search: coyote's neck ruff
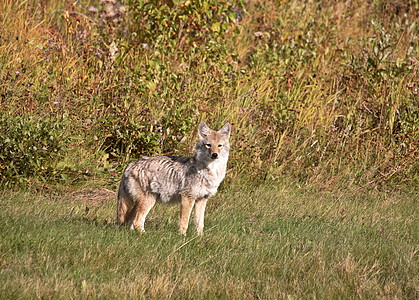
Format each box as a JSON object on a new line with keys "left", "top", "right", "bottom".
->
{"left": 117, "top": 121, "right": 231, "bottom": 235}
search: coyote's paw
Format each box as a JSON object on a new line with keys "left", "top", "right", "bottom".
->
{"left": 131, "top": 224, "right": 145, "bottom": 233}
{"left": 178, "top": 227, "right": 187, "bottom": 236}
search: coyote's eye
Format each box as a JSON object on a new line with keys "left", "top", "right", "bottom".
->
{"left": 205, "top": 143, "right": 211, "bottom": 148}
{"left": 218, "top": 144, "right": 223, "bottom": 149}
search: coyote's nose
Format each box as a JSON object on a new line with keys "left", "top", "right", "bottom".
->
{"left": 211, "top": 153, "right": 218, "bottom": 159}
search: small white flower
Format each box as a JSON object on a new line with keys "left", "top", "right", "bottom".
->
{"left": 88, "top": 6, "right": 98, "bottom": 14}
{"left": 109, "top": 41, "right": 118, "bottom": 61}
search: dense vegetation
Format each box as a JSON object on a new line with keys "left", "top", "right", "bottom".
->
{"left": 1, "top": 0, "right": 417, "bottom": 190}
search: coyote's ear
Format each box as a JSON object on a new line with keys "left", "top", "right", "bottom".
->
{"left": 198, "top": 121, "right": 211, "bottom": 138}
{"left": 219, "top": 123, "right": 231, "bottom": 138}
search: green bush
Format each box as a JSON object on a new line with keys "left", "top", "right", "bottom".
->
{"left": 0, "top": 113, "right": 70, "bottom": 185}
{"left": 98, "top": 95, "right": 197, "bottom": 162}
{"left": 99, "top": 104, "right": 161, "bottom": 162}
{"left": 127, "top": 0, "right": 240, "bottom": 50}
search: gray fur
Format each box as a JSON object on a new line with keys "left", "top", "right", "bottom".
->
{"left": 117, "top": 121, "right": 231, "bottom": 235}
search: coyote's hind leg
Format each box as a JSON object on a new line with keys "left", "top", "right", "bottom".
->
{"left": 131, "top": 193, "right": 156, "bottom": 232}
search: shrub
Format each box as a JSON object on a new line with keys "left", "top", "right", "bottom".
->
{"left": 127, "top": 0, "right": 240, "bottom": 50}
{"left": 0, "top": 113, "right": 70, "bottom": 185}
{"left": 99, "top": 104, "right": 161, "bottom": 162}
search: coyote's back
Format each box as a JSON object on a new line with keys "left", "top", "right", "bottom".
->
{"left": 117, "top": 121, "right": 231, "bottom": 235}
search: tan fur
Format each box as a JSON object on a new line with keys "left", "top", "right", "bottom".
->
{"left": 117, "top": 121, "right": 231, "bottom": 235}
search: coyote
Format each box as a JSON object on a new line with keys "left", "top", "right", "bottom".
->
{"left": 117, "top": 121, "right": 231, "bottom": 235}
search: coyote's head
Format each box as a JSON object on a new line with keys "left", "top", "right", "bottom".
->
{"left": 196, "top": 121, "right": 231, "bottom": 162}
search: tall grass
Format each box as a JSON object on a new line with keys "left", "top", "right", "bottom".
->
{"left": 0, "top": 0, "right": 417, "bottom": 189}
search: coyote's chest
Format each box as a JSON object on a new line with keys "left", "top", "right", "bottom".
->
{"left": 190, "top": 158, "right": 227, "bottom": 198}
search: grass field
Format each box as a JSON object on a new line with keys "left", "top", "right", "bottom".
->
{"left": 0, "top": 185, "right": 417, "bottom": 298}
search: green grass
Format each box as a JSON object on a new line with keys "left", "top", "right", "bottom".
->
{"left": 1, "top": 186, "right": 417, "bottom": 298}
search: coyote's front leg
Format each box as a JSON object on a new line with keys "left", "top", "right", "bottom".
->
{"left": 179, "top": 195, "right": 195, "bottom": 235}
{"left": 194, "top": 198, "right": 208, "bottom": 235}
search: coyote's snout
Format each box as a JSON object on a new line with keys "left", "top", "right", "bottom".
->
{"left": 117, "top": 121, "right": 231, "bottom": 235}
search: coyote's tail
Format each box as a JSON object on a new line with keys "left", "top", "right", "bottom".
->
{"left": 116, "top": 181, "right": 135, "bottom": 225}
